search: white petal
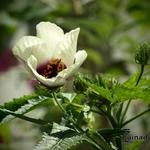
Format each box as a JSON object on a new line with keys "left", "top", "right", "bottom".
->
{"left": 27, "top": 55, "right": 66, "bottom": 87}
{"left": 12, "top": 36, "right": 49, "bottom": 64}
{"left": 58, "top": 50, "right": 87, "bottom": 79}
{"left": 36, "top": 22, "right": 64, "bottom": 58}
{"left": 74, "top": 50, "right": 87, "bottom": 66}
{"left": 55, "top": 28, "right": 80, "bottom": 66}
{"left": 58, "top": 64, "right": 78, "bottom": 79}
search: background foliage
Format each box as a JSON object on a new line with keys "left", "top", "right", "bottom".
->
{"left": 0, "top": 0, "right": 150, "bottom": 150}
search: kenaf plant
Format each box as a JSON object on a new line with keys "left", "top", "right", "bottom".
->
{"left": 0, "top": 22, "right": 150, "bottom": 150}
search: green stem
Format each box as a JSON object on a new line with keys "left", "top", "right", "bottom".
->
{"left": 106, "top": 105, "right": 117, "bottom": 128}
{"left": 116, "top": 103, "right": 124, "bottom": 123}
{"left": 14, "top": 115, "right": 48, "bottom": 125}
{"left": 52, "top": 93, "right": 102, "bottom": 149}
{"left": 120, "top": 64, "right": 145, "bottom": 124}
{"left": 136, "top": 65, "right": 144, "bottom": 86}
{"left": 122, "top": 107, "right": 150, "bottom": 127}
{"left": 120, "top": 100, "right": 131, "bottom": 125}
{"left": 52, "top": 92, "right": 66, "bottom": 113}
{"left": 91, "top": 108, "right": 106, "bottom": 116}
{"left": 106, "top": 113, "right": 117, "bottom": 128}
{"left": 116, "top": 65, "right": 145, "bottom": 149}
{"left": 0, "top": 108, "right": 47, "bottom": 125}
{"left": 91, "top": 108, "right": 117, "bottom": 128}
{"left": 115, "top": 137, "right": 122, "bottom": 150}
{"left": 87, "top": 135, "right": 104, "bottom": 150}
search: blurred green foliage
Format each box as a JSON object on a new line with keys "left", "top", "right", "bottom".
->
{"left": 1, "top": 0, "right": 150, "bottom": 74}
{"left": 0, "top": 0, "right": 150, "bottom": 149}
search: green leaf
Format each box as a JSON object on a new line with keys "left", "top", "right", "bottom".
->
{"left": 137, "top": 77, "right": 150, "bottom": 88}
{"left": 89, "top": 130, "right": 115, "bottom": 150}
{"left": 35, "top": 123, "right": 88, "bottom": 150}
{"left": 76, "top": 74, "right": 113, "bottom": 101}
{"left": 112, "top": 85, "right": 150, "bottom": 102}
{"left": 0, "top": 108, "right": 47, "bottom": 125}
{"left": 35, "top": 132, "right": 88, "bottom": 150}
{"left": 85, "top": 81, "right": 113, "bottom": 101}
{"left": 123, "top": 69, "right": 141, "bottom": 88}
{"left": 125, "top": 140, "right": 144, "bottom": 150}
{"left": 0, "top": 95, "right": 50, "bottom": 123}
{"left": 0, "top": 95, "right": 36, "bottom": 122}
{"left": 35, "top": 84, "right": 52, "bottom": 97}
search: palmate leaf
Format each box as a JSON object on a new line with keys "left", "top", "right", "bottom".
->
{"left": 35, "top": 123, "right": 89, "bottom": 150}
{"left": 0, "top": 95, "right": 50, "bottom": 123}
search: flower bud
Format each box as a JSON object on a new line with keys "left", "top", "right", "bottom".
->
{"left": 73, "top": 74, "right": 88, "bottom": 93}
{"left": 135, "top": 43, "right": 150, "bottom": 65}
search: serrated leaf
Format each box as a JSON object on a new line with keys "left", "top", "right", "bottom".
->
{"left": 35, "top": 132, "right": 88, "bottom": 150}
{"left": 0, "top": 95, "right": 50, "bottom": 123}
{"left": 77, "top": 75, "right": 113, "bottom": 101}
{"left": 1, "top": 95, "right": 37, "bottom": 111}
{"left": 51, "top": 123, "right": 71, "bottom": 134}
{"left": 35, "top": 123, "right": 88, "bottom": 150}
{"left": 123, "top": 69, "right": 141, "bottom": 88}
{"left": 58, "top": 93, "right": 77, "bottom": 103}
{"left": 86, "top": 82, "right": 113, "bottom": 101}
{"left": 112, "top": 85, "right": 150, "bottom": 102}
{"left": 0, "top": 95, "right": 37, "bottom": 122}
{"left": 137, "top": 78, "right": 150, "bottom": 88}
{"left": 0, "top": 108, "right": 47, "bottom": 125}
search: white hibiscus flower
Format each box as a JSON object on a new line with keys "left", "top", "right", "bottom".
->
{"left": 12, "top": 22, "right": 87, "bottom": 87}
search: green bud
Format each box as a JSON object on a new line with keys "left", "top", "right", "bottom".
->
{"left": 73, "top": 74, "right": 89, "bottom": 93}
{"left": 135, "top": 43, "right": 150, "bottom": 65}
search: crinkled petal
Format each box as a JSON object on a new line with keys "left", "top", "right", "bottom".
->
{"left": 27, "top": 55, "right": 66, "bottom": 87}
{"left": 55, "top": 28, "right": 80, "bottom": 66}
{"left": 36, "top": 22, "right": 64, "bottom": 59}
{"left": 12, "top": 36, "right": 49, "bottom": 64}
{"left": 58, "top": 50, "right": 87, "bottom": 79}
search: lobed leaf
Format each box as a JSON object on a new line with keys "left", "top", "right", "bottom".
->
{"left": 35, "top": 123, "right": 89, "bottom": 150}
{"left": 0, "top": 95, "right": 50, "bottom": 123}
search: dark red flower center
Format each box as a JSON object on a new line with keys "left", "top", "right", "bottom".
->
{"left": 37, "top": 59, "right": 67, "bottom": 78}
